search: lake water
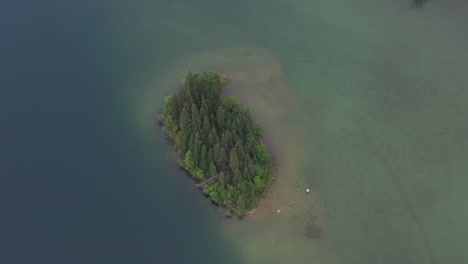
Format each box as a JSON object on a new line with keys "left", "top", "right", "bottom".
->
{"left": 1, "top": 0, "right": 467, "bottom": 263}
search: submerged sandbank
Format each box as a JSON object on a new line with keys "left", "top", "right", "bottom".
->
{"left": 140, "top": 46, "right": 337, "bottom": 263}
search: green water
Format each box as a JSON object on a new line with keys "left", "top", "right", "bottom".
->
{"left": 105, "top": 0, "right": 468, "bottom": 263}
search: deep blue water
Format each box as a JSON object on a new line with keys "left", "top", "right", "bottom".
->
{"left": 0, "top": 1, "right": 240, "bottom": 263}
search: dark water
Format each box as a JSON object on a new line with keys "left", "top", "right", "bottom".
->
{"left": 0, "top": 1, "right": 240, "bottom": 263}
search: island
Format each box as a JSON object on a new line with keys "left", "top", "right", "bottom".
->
{"left": 159, "top": 71, "right": 275, "bottom": 217}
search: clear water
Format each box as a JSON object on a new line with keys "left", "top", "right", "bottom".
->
{"left": 1, "top": 0, "right": 467, "bottom": 263}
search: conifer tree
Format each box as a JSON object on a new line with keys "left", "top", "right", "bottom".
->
{"left": 213, "top": 143, "right": 227, "bottom": 168}
{"left": 202, "top": 115, "right": 211, "bottom": 143}
{"left": 208, "top": 147, "right": 214, "bottom": 169}
{"left": 243, "top": 167, "right": 251, "bottom": 180}
{"left": 160, "top": 71, "right": 275, "bottom": 215}
{"left": 200, "top": 97, "right": 208, "bottom": 119}
{"left": 216, "top": 106, "right": 226, "bottom": 130}
{"left": 200, "top": 144, "right": 208, "bottom": 174}
{"left": 233, "top": 168, "right": 242, "bottom": 186}
{"left": 229, "top": 149, "right": 240, "bottom": 172}
{"left": 193, "top": 133, "right": 201, "bottom": 167}
{"left": 219, "top": 172, "right": 226, "bottom": 187}
{"left": 208, "top": 127, "right": 217, "bottom": 147}
{"left": 179, "top": 107, "right": 190, "bottom": 136}
{"left": 236, "top": 195, "right": 245, "bottom": 214}
{"left": 208, "top": 162, "right": 216, "bottom": 177}
{"left": 188, "top": 134, "right": 195, "bottom": 154}
{"left": 191, "top": 103, "right": 200, "bottom": 132}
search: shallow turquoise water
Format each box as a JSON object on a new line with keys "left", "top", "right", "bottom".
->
{"left": 110, "top": 0, "right": 468, "bottom": 263}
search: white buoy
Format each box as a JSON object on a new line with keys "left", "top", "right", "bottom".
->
{"left": 276, "top": 209, "right": 281, "bottom": 213}
{"left": 306, "top": 188, "right": 310, "bottom": 193}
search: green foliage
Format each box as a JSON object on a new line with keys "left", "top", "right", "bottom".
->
{"left": 159, "top": 71, "right": 275, "bottom": 215}
{"left": 253, "top": 176, "right": 265, "bottom": 193}
{"left": 229, "top": 149, "right": 240, "bottom": 172}
{"left": 209, "top": 162, "right": 216, "bottom": 177}
{"left": 236, "top": 196, "right": 246, "bottom": 215}
{"left": 182, "top": 150, "right": 196, "bottom": 171}
{"left": 255, "top": 145, "right": 271, "bottom": 164}
{"left": 225, "top": 210, "right": 232, "bottom": 218}
{"left": 182, "top": 150, "right": 204, "bottom": 180}
{"left": 219, "top": 172, "right": 227, "bottom": 187}
{"left": 199, "top": 144, "right": 208, "bottom": 174}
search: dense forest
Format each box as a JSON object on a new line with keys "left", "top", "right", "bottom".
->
{"left": 159, "top": 72, "right": 274, "bottom": 216}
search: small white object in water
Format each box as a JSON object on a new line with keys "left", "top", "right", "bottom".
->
{"left": 306, "top": 188, "right": 310, "bottom": 193}
{"left": 276, "top": 209, "right": 281, "bottom": 213}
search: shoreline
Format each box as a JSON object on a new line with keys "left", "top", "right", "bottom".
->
{"left": 210, "top": 49, "right": 337, "bottom": 263}
{"left": 220, "top": 62, "right": 310, "bottom": 220}
{"left": 142, "top": 46, "right": 337, "bottom": 263}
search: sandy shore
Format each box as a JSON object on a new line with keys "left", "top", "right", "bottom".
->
{"left": 142, "top": 46, "right": 337, "bottom": 263}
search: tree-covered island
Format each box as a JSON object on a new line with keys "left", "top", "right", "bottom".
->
{"left": 159, "top": 71, "right": 275, "bottom": 217}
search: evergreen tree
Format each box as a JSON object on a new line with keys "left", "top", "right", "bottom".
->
{"left": 219, "top": 172, "right": 227, "bottom": 187}
{"left": 208, "top": 147, "right": 214, "bottom": 170}
{"left": 224, "top": 130, "right": 233, "bottom": 150}
{"left": 208, "top": 162, "right": 216, "bottom": 177}
{"left": 247, "top": 160, "right": 255, "bottom": 179}
{"left": 191, "top": 103, "right": 200, "bottom": 132}
{"left": 183, "top": 150, "right": 196, "bottom": 172}
{"left": 159, "top": 71, "right": 275, "bottom": 215}
{"left": 236, "top": 196, "right": 245, "bottom": 215}
{"left": 200, "top": 144, "right": 208, "bottom": 174}
{"left": 188, "top": 134, "right": 195, "bottom": 153}
{"left": 214, "top": 143, "right": 227, "bottom": 168}
{"left": 179, "top": 108, "right": 192, "bottom": 135}
{"left": 179, "top": 107, "right": 191, "bottom": 150}
{"left": 193, "top": 133, "right": 201, "bottom": 167}
{"left": 229, "top": 149, "right": 240, "bottom": 172}
{"left": 216, "top": 106, "right": 226, "bottom": 130}
{"left": 255, "top": 144, "right": 270, "bottom": 164}
{"left": 200, "top": 97, "right": 209, "bottom": 119}
{"left": 243, "top": 167, "right": 251, "bottom": 180}
{"left": 201, "top": 115, "right": 211, "bottom": 143}
{"left": 208, "top": 127, "right": 217, "bottom": 147}
{"left": 233, "top": 168, "right": 242, "bottom": 186}
{"left": 210, "top": 113, "right": 217, "bottom": 127}
{"left": 254, "top": 176, "right": 265, "bottom": 193}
